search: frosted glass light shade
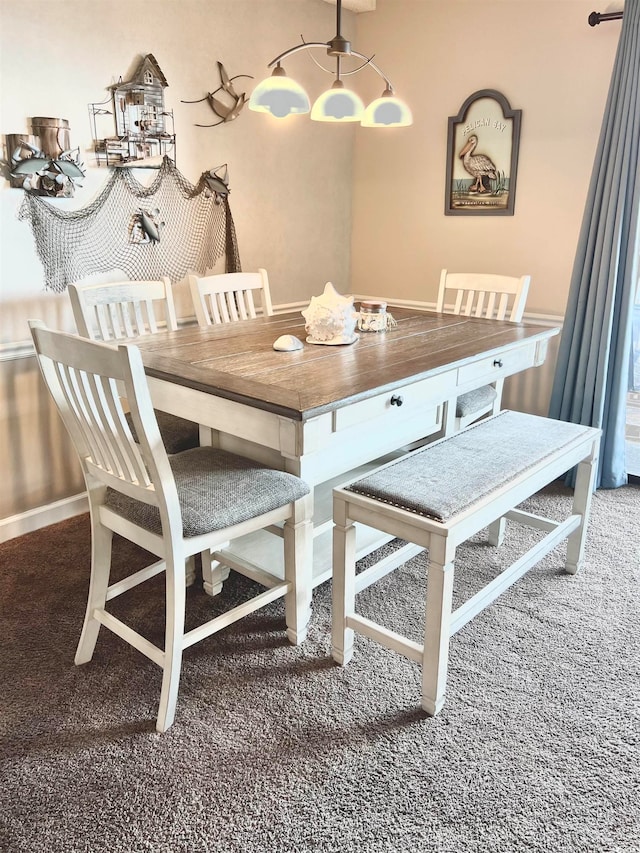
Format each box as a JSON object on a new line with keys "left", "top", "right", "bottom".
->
{"left": 361, "top": 93, "right": 413, "bottom": 128}
{"left": 310, "top": 84, "right": 365, "bottom": 122}
{"left": 248, "top": 71, "right": 310, "bottom": 119}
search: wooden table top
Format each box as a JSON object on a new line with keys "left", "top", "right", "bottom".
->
{"left": 135, "top": 307, "right": 558, "bottom": 421}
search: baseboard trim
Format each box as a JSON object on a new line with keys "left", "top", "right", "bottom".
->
{"left": 0, "top": 492, "right": 88, "bottom": 544}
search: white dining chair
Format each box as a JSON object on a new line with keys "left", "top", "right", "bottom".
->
{"left": 436, "top": 269, "right": 531, "bottom": 432}
{"left": 188, "top": 269, "right": 273, "bottom": 327}
{"left": 68, "top": 278, "right": 200, "bottom": 454}
{"left": 29, "top": 320, "right": 313, "bottom": 732}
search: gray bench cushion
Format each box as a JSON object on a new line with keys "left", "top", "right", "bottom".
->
{"left": 106, "top": 447, "right": 310, "bottom": 537}
{"left": 346, "top": 411, "right": 593, "bottom": 522}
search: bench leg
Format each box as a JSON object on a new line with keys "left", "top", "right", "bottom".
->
{"left": 565, "top": 440, "right": 600, "bottom": 575}
{"left": 332, "top": 497, "right": 357, "bottom": 666}
{"left": 422, "top": 533, "right": 455, "bottom": 716}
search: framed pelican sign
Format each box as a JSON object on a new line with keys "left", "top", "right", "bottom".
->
{"left": 445, "top": 89, "right": 522, "bottom": 216}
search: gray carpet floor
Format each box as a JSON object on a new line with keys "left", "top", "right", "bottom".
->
{"left": 1, "top": 482, "right": 638, "bottom": 853}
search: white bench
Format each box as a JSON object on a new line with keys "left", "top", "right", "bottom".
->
{"left": 331, "top": 411, "right": 601, "bottom": 716}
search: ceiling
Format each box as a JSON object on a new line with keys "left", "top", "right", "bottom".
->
{"left": 320, "top": 0, "right": 376, "bottom": 13}
{"left": 323, "top": 0, "right": 625, "bottom": 12}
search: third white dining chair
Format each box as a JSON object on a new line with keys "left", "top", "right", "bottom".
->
{"left": 188, "top": 269, "right": 273, "bottom": 327}
{"left": 436, "top": 269, "right": 531, "bottom": 432}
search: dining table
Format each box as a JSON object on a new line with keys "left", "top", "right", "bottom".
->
{"left": 134, "top": 306, "right": 559, "bottom": 589}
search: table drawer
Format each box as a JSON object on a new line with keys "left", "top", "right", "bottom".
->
{"left": 333, "top": 371, "right": 453, "bottom": 432}
{"left": 457, "top": 342, "right": 537, "bottom": 387}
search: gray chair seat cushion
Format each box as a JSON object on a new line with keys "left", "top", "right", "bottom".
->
{"left": 105, "top": 447, "right": 310, "bottom": 537}
{"left": 346, "top": 411, "right": 593, "bottom": 522}
{"left": 456, "top": 384, "right": 497, "bottom": 418}
{"left": 125, "top": 410, "right": 200, "bottom": 455}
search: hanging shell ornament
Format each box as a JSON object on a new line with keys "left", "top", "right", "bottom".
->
{"left": 204, "top": 163, "right": 230, "bottom": 204}
{"left": 131, "top": 208, "right": 165, "bottom": 244}
{"left": 302, "top": 282, "right": 358, "bottom": 345}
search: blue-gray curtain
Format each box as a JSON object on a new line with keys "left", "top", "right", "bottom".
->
{"left": 549, "top": 0, "right": 640, "bottom": 488}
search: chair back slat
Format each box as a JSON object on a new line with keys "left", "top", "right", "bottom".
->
{"left": 233, "top": 292, "right": 245, "bottom": 321}
{"left": 71, "top": 366, "right": 115, "bottom": 474}
{"left": 93, "top": 372, "right": 150, "bottom": 484}
{"left": 129, "top": 300, "right": 147, "bottom": 337}
{"left": 188, "top": 270, "right": 273, "bottom": 328}
{"left": 463, "top": 291, "right": 474, "bottom": 316}
{"left": 437, "top": 270, "right": 530, "bottom": 323}
{"left": 95, "top": 304, "right": 113, "bottom": 340}
{"left": 234, "top": 289, "right": 256, "bottom": 320}
{"left": 473, "top": 292, "right": 485, "bottom": 318}
{"left": 486, "top": 291, "right": 497, "bottom": 319}
{"left": 223, "top": 291, "right": 236, "bottom": 322}
{"left": 206, "top": 293, "right": 223, "bottom": 324}
{"left": 105, "top": 302, "right": 126, "bottom": 339}
{"left": 496, "top": 292, "right": 509, "bottom": 321}
{"left": 244, "top": 290, "right": 257, "bottom": 319}
{"left": 55, "top": 360, "right": 109, "bottom": 471}
{"left": 98, "top": 373, "right": 146, "bottom": 481}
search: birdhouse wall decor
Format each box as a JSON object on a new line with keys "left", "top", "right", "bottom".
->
{"left": 445, "top": 90, "right": 522, "bottom": 216}
{"left": 88, "top": 54, "right": 176, "bottom": 166}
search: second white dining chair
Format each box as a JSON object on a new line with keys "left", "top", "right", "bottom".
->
{"left": 29, "top": 320, "right": 313, "bottom": 732}
{"left": 188, "top": 269, "right": 273, "bottom": 327}
{"left": 68, "top": 277, "right": 200, "bottom": 454}
{"left": 436, "top": 269, "right": 531, "bottom": 432}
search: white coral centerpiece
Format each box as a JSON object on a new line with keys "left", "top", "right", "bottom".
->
{"left": 302, "top": 282, "right": 358, "bottom": 345}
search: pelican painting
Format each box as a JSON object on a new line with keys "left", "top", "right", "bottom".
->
{"left": 446, "top": 90, "right": 521, "bottom": 215}
{"left": 459, "top": 134, "right": 497, "bottom": 193}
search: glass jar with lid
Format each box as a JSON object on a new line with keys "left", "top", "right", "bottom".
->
{"left": 358, "top": 300, "right": 388, "bottom": 332}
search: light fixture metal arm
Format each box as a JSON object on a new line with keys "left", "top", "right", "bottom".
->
{"left": 347, "top": 49, "right": 394, "bottom": 91}
{"left": 267, "top": 42, "right": 333, "bottom": 69}
{"left": 267, "top": 43, "right": 395, "bottom": 92}
{"left": 306, "top": 50, "right": 372, "bottom": 78}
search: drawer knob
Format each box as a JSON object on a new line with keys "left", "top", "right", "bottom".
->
{"left": 390, "top": 395, "right": 404, "bottom": 407}
{"left": 493, "top": 358, "right": 503, "bottom": 368}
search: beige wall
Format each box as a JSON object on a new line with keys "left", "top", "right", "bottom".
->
{"left": 0, "top": 0, "right": 357, "bottom": 335}
{"left": 0, "top": 0, "right": 358, "bottom": 520}
{"left": 351, "top": 0, "right": 621, "bottom": 315}
{"left": 0, "top": 0, "right": 624, "bottom": 526}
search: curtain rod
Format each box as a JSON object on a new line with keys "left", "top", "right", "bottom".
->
{"left": 588, "top": 10, "right": 624, "bottom": 26}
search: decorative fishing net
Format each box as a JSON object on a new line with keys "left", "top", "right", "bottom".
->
{"left": 18, "top": 156, "right": 241, "bottom": 292}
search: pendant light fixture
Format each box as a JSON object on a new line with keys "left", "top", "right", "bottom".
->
{"left": 248, "top": 0, "right": 412, "bottom": 128}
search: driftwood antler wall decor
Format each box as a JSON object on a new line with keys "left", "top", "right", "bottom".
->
{"left": 181, "top": 62, "right": 253, "bottom": 127}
